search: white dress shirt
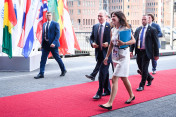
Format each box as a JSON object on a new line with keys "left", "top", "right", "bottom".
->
{"left": 138, "top": 24, "right": 148, "bottom": 49}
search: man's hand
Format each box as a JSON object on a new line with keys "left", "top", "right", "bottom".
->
{"left": 154, "top": 56, "right": 159, "bottom": 60}
{"left": 103, "top": 57, "right": 108, "bottom": 65}
{"left": 92, "top": 43, "right": 99, "bottom": 48}
{"left": 102, "top": 42, "right": 108, "bottom": 48}
{"left": 50, "top": 43, "right": 55, "bottom": 48}
{"left": 130, "top": 52, "right": 133, "bottom": 58}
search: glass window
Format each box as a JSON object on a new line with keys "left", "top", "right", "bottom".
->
{"left": 78, "top": 19, "right": 81, "bottom": 25}
{"left": 78, "top": 9, "right": 81, "bottom": 14}
{"left": 78, "top": 0, "right": 81, "bottom": 6}
{"left": 83, "top": 19, "right": 85, "bottom": 25}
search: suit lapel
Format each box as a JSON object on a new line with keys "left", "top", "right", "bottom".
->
{"left": 43, "top": 23, "right": 46, "bottom": 35}
{"left": 145, "top": 26, "right": 151, "bottom": 39}
{"left": 95, "top": 24, "right": 99, "bottom": 42}
{"left": 48, "top": 21, "right": 53, "bottom": 31}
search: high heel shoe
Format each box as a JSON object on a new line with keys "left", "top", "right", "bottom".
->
{"left": 99, "top": 105, "right": 112, "bottom": 110}
{"left": 125, "top": 96, "right": 135, "bottom": 104}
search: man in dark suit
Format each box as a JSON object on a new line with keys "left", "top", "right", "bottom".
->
{"left": 90, "top": 10, "right": 112, "bottom": 99}
{"left": 148, "top": 13, "right": 163, "bottom": 74}
{"left": 85, "top": 14, "right": 114, "bottom": 81}
{"left": 34, "top": 12, "right": 67, "bottom": 79}
{"left": 130, "top": 15, "right": 159, "bottom": 91}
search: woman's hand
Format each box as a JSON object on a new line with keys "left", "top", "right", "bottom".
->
{"left": 117, "top": 40, "right": 125, "bottom": 46}
{"left": 104, "top": 57, "right": 108, "bottom": 65}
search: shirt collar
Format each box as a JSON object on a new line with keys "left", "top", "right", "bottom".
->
{"left": 142, "top": 24, "right": 148, "bottom": 29}
{"left": 100, "top": 21, "right": 106, "bottom": 27}
{"left": 47, "top": 21, "right": 51, "bottom": 24}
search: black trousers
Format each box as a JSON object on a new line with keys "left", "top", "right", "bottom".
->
{"left": 96, "top": 52, "right": 111, "bottom": 96}
{"left": 90, "top": 61, "right": 114, "bottom": 77}
{"left": 136, "top": 50, "right": 153, "bottom": 87}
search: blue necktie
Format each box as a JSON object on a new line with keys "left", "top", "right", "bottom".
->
{"left": 140, "top": 27, "right": 145, "bottom": 48}
{"left": 99, "top": 24, "right": 103, "bottom": 50}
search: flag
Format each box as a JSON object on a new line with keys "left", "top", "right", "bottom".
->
{"left": 0, "top": 1, "right": 4, "bottom": 54}
{"left": 17, "top": 0, "right": 31, "bottom": 48}
{"left": 12, "top": 0, "right": 23, "bottom": 56}
{"left": 18, "top": 0, "right": 40, "bottom": 58}
{"left": 47, "top": 0, "right": 68, "bottom": 57}
{"left": 36, "top": 0, "right": 48, "bottom": 44}
{"left": 22, "top": 0, "right": 40, "bottom": 58}
{"left": 2, "top": 0, "right": 17, "bottom": 58}
{"left": 48, "top": 0, "right": 59, "bottom": 21}
{"left": 57, "top": 0, "right": 68, "bottom": 55}
{"left": 61, "top": 0, "right": 80, "bottom": 54}
{"left": 47, "top": 0, "right": 80, "bottom": 57}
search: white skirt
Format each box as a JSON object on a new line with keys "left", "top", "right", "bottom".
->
{"left": 112, "top": 47, "right": 130, "bottom": 77}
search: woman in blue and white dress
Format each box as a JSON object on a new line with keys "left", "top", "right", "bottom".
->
{"left": 99, "top": 11, "right": 136, "bottom": 110}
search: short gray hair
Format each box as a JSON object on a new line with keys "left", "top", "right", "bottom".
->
{"left": 98, "top": 10, "right": 107, "bottom": 16}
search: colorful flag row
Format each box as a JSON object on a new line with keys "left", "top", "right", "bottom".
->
{"left": 0, "top": 0, "right": 80, "bottom": 58}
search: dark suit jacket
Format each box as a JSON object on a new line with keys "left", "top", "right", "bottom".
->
{"left": 42, "top": 21, "right": 60, "bottom": 48}
{"left": 90, "top": 22, "right": 112, "bottom": 63}
{"left": 130, "top": 25, "right": 159, "bottom": 59}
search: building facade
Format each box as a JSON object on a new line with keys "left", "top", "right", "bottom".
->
{"left": 67, "top": 0, "right": 176, "bottom": 32}
{"left": 67, "top": 0, "right": 104, "bottom": 32}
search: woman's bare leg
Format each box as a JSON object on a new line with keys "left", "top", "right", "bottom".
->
{"left": 102, "top": 76, "right": 119, "bottom": 107}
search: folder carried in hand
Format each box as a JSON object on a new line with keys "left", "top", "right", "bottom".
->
{"left": 119, "top": 29, "right": 131, "bottom": 49}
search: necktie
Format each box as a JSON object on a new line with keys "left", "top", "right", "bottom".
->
{"left": 99, "top": 24, "right": 103, "bottom": 50}
{"left": 140, "top": 27, "right": 145, "bottom": 48}
{"left": 46, "top": 22, "right": 49, "bottom": 39}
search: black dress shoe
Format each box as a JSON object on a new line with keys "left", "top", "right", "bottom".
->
{"left": 137, "top": 70, "right": 142, "bottom": 75}
{"left": 125, "top": 96, "right": 135, "bottom": 104}
{"left": 102, "top": 93, "right": 110, "bottom": 96}
{"left": 99, "top": 105, "right": 112, "bottom": 110}
{"left": 146, "top": 81, "right": 151, "bottom": 86}
{"left": 60, "top": 70, "right": 67, "bottom": 76}
{"left": 34, "top": 74, "right": 44, "bottom": 79}
{"left": 85, "top": 75, "right": 95, "bottom": 81}
{"left": 136, "top": 87, "right": 144, "bottom": 91}
{"left": 93, "top": 94, "right": 101, "bottom": 99}
{"left": 146, "top": 78, "right": 154, "bottom": 86}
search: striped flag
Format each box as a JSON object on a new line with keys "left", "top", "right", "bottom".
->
{"left": 48, "top": 0, "right": 59, "bottom": 21}
{"left": 17, "top": 0, "right": 31, "bottom": 48}
{"left": 18, "top": 0, "right": 40, "bottom": 58}
{"left": 61, "top": 0, "right": 80, "bottom": 54}
{"left": 2, "top": 0, "right": 17, "bottom": 58}
{"left": 36, "top": 0, "right": 48, "bottom": 44}
{"left": 48, "top": 0, "right": 80, "bottom": 57}
{"left": 57, "top": 0, "right": 68, "bottom": 55}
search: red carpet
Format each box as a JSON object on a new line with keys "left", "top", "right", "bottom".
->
{"left": 0, "top": 69, "right": 176, "bottom": 117}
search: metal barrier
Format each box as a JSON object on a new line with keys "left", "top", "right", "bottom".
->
{"left": 75, "top": 32, "right": 94, "bottom": 55}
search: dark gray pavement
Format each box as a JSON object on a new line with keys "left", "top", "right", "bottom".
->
{"left": 0, "top": 47, "right": 176, "bottom": 117}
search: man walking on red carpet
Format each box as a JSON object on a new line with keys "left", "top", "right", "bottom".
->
{"left": 34, "top": 12, "right": 67, "bottom": 79}
{"left": 130, "top": 15, "right": 159, "bottom": 91}
{"left": 89, "top": 10, "right": 112, "bottom": 99}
